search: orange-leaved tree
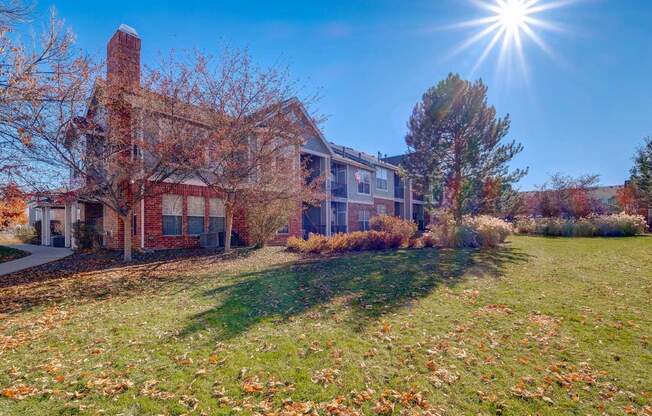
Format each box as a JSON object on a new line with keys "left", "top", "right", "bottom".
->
{"left": 0, "top": 183, "right": 27, "bottom": 229}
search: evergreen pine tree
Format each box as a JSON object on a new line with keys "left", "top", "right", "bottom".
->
{"left": 405, "top": 73, "right": 527, "bottom": 222}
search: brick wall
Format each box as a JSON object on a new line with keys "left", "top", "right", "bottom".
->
{"left": 99, "top": 181, "right": 304, "bottom": 251}
{"left": 347, "top": 202, "right": 373, "bottom": 232}
{"left": 373, "top": 198, "right": 395, "bottom": 217}
{"left": 141, "top": 182, "right": 225, "bottom": 250}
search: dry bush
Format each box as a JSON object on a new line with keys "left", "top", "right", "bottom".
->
{"left": 246, "top": 200, "right": 296, "bottom": 248}
{"left": 370, "top": 215, "right": 417, "bottom": 245}
{"left": 287, "top": 230, "right": 405, "bottom": 254}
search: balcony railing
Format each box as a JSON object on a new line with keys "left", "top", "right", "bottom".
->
{"left": 330, "top": 224, "right": 347, "bottom": 234}
{"left": 302, "top": 224, "right": 327, "bottom": 239}
{"left": 331, "top": 182, "right": 347, "bottom": 198}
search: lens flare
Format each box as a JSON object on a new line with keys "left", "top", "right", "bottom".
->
{"left": 451, "top": 0, "right": 573, "bottom": 77}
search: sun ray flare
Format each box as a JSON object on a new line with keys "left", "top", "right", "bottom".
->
{"left": 451, "top": 0, "right": 574, "bottom": 78}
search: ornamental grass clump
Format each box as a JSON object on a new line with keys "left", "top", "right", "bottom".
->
{"left": 428, "top": 215, "right": 513, "bottom": 248}
{"left": 514, "top": 213, "right": 646, "bottom": 237}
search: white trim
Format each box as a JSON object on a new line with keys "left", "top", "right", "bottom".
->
{"left": 64, "top": 203, "right": 71, "bottom": 248}
{"left": 301, "top": 148, "right": 330, "bottom": 158}
{"left": 162, "top": 177, "right": 207, "bottom": 187}
{"left": 373, "top": 195, "right": 404, "bottom": 202}
{"left": 346, "top": 200, "right": 374, "bottom": 206}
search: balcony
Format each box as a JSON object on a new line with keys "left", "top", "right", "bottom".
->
{"left": 331, "top": 181, "right": 347, "bottom": 198}
{"left": 394, "top": 173, "right": 405, "bottom": 199}
{"left": 394, "top": 186, "right": 404, "bottom": 199}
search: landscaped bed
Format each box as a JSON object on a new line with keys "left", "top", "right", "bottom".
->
{"left": 1, "top": 236, "right": 651, "bottom": 414}
{"left": 0, "top": 246, "right": 29, "bottom": 264}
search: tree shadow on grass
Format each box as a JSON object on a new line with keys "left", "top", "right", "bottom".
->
{"left": 182, "top": 245, "right": 531, "bottom": 339}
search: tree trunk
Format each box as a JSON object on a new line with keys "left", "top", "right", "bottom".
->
{"left": 224, "top": 201, "right": 234, "bottom": 253}
{"left": 122, "top": 209, "right": 132, "bottom": 261}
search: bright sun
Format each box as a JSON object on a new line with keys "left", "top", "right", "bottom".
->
{"left": 452, "top": 0, "right": 574, "bottom": 77}
{"left": 498, "top": 0, "right": 528, "bottom": 31}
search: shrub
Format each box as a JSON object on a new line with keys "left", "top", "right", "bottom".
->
{"left": 73, "top": 221, "right": 102, "bottom": 250}
{"left": 514, "top": 213, "right": 647, "bottom": 237}
{"left": 420, "top": 233, "right": 436, "bottom": 248}
{"left": 287, "top": 230, "right": 406, "bottom": 254}
{"left": 246, "top": 199, "right": 296, "bottom": 248}
{"left": 428, "top": 215, "right": 512, "bottom": 248}
{"left": 370, "top": 215, "right": 417, "bottom": 245}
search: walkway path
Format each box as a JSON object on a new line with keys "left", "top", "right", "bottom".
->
{"left": 0, "top": 244, "right": 73, "bottom": 276}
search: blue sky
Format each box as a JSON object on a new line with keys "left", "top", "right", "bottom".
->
{"left": 37, "top": 0, "right": 652, "bottom": 190}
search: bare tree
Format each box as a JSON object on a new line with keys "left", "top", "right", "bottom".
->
{"left": 0, "top": 2, "right": 89, "bottom": 188}
{"left": 188, "top": 49, "right": 325, "bottom": 252}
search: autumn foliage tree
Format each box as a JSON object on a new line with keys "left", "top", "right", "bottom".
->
{"left": 404, "top": 73, "right": 526, "bottom": 223}
{"left": 0, "top": 183, "right": 27, "bottom": 229}
{"left": 527, "top": 173, "right": 602, "bottom": 218}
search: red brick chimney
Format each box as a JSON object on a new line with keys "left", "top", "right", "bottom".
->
{"left": 107, "top": 24, "right": 141, "bottom": 89}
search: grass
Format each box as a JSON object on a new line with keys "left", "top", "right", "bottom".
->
{"left": 0, "top": 245, "right": 29, "bottom": 263}
{"left": 0, "top": 236, "right": 651, "bottom": 415}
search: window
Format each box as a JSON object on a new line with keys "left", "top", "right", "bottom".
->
{"left": 358, "top": 209, "right": 370, "bottom": 231}
{"left": 376, "top": 204, "right": 387, "bottom": 216}
{"left": 208, "top": 198, "right": 225, "bottom": 233}
{"left": 187, "top": 196, "right": 205, "bottom": 235}
{"left": 162, "top": 194, "right": 182, "bottom": 235}
{"left": 277, "top": 222, "right": 289, "bottom": 234}
{"left": 356, "top": 170, "right": 370, "bottom": 194}
{"left": 376, "top": 168, "right": 388, "bottom": 190}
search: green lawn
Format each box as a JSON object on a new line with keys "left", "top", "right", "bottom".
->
{"left": 0, "top": 245, "right": 29, "bottom": 263}
{"left": 1, "top": 236, "right": 651, "bottom": 415}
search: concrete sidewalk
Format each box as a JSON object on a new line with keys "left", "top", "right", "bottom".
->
{"left": 0, "top": 244, "right": 73, "bottom": 276}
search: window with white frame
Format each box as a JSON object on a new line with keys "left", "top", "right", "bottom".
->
{"left": 358, "top": 209, "right": 370, "bottom": 231}
{"left": 356, "top": 170, "right": 371, "bottom": 194}
{"left": 187, "top": 196, "right": 205, "bottom": 235}
{"left": 208, "top": 198, "right": 226, "bottom": 233}
{"left": 376, "top": 204, "right": 387, "bottom": 216}
{"left": 162, "top": 194, "right": 182, "bottom": 236}
{"left": 376, "top": 168, "right": 388, "bottom": 190}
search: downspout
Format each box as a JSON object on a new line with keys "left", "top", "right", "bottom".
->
{"left": 141, "top": 196, "right": 145, "bottom": 249}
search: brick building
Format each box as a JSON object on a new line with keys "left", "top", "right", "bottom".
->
{"left": 30, "top": 25, "right": 425, "bottom": 250}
